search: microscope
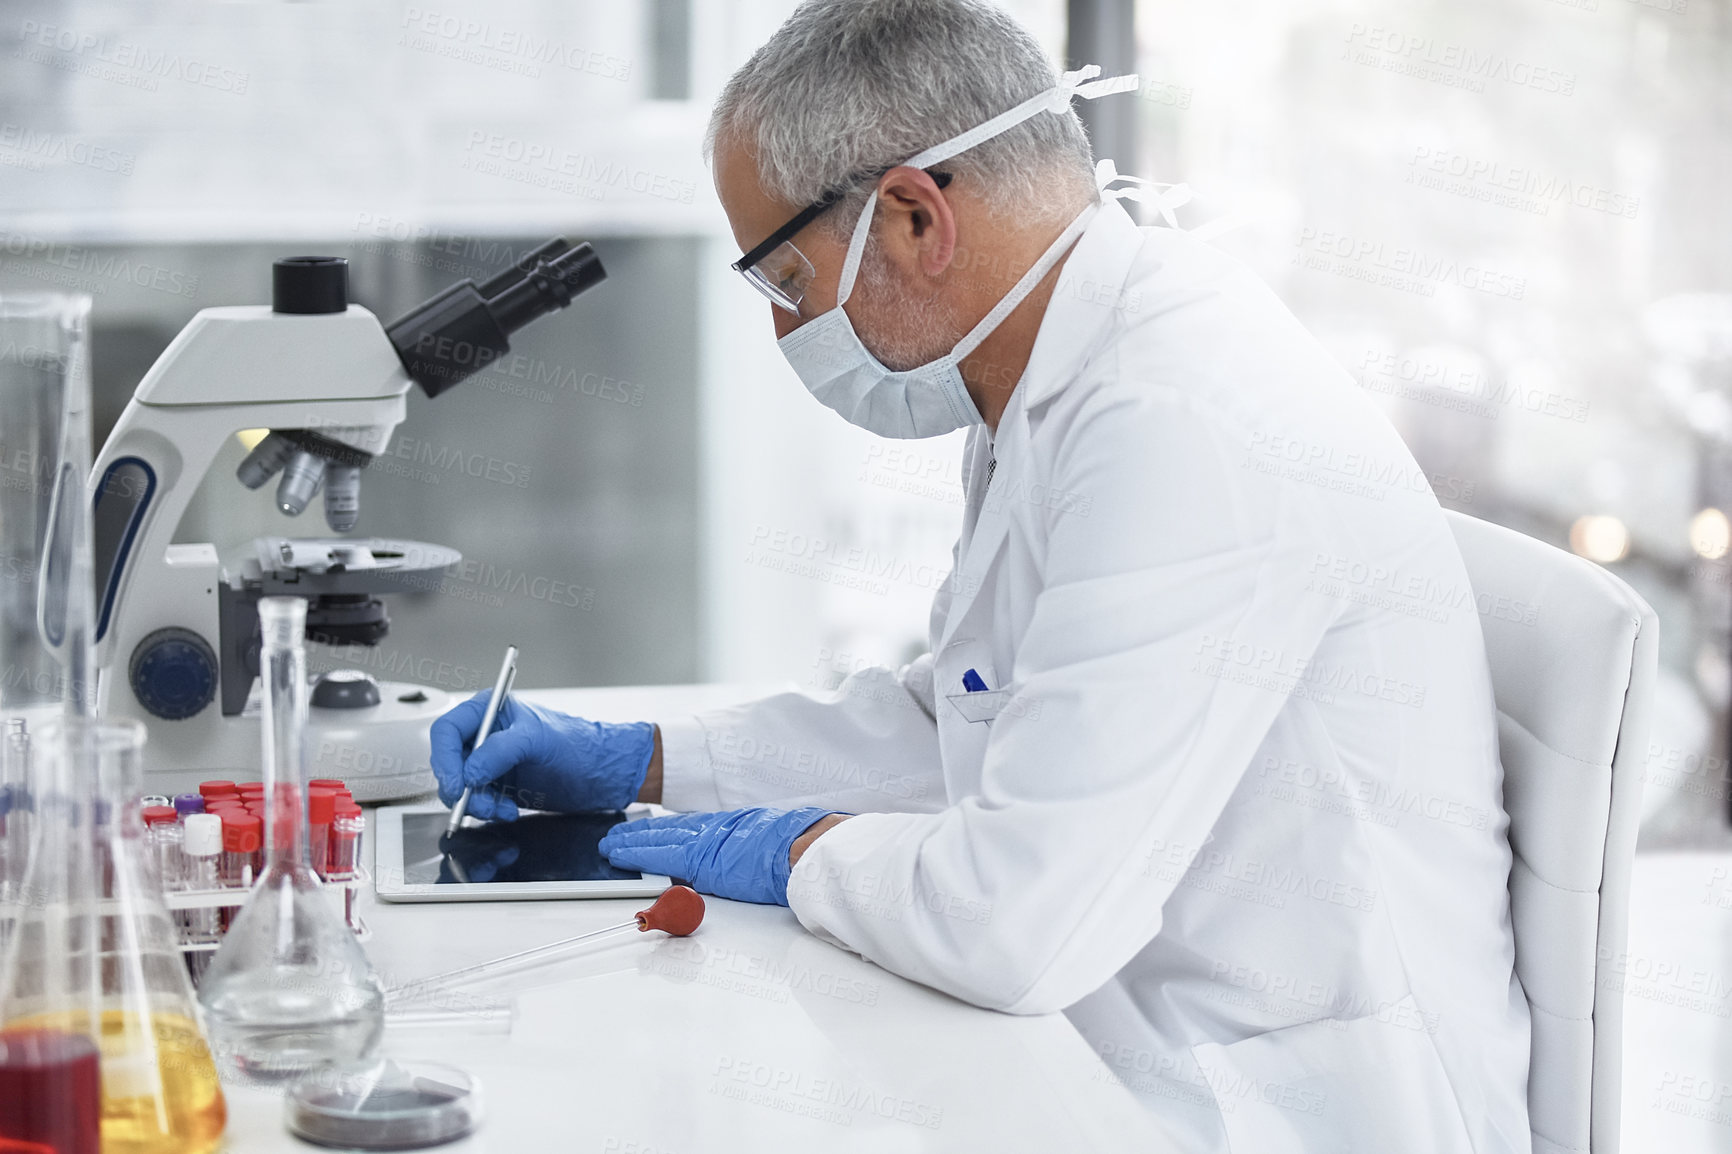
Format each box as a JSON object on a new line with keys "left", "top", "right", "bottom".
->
{"left": 89, "top": 240, "right": 605, "bottom": 798}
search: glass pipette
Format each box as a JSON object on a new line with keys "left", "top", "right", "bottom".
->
{"left": 385, "top": 885, "right": 704, "bottom": 1002}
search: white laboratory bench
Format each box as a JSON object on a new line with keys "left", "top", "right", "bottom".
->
{"left": 218, "top": 683, "right": 1181, "bottom": 1153}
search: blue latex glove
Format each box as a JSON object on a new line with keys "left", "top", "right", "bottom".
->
{"left": 598, "top": 806, "right": 841, "bottom": 906}
{"left": 430, "top": 693, "right": 654, "bottom": 822}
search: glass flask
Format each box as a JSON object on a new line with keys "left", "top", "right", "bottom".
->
{"left": 198, "top": 596, "right": 384, "bottom": 1080}
{"left": 0, "top": 718, "right": 226, "bottom": 1154}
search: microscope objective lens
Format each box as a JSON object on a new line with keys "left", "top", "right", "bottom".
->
{"left": 276, "top": 451, "right": 326, "bottom": 516}
{"left": 324, "top": 465, "right": 361, "bottom": 532}
{"left": 236, "top": 432, "right": 295, "bottom": 490}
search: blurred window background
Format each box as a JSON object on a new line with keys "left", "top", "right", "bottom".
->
{"left": 1126, "top": 0, "right": 1730, "bottom": 859}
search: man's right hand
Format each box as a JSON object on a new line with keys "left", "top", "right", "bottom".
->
{"left": 430, "top": 693, "right": 657, "bottom": 821}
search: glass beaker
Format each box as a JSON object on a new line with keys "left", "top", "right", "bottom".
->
{"left": 0, "top": 292, "right": 95, "bottom": 723}
{"left": 0, "top": 292, "right": 95, "bottom": 925}
{"left": 0, "top": 717, "right": 226, "bottom": 1154}
{"left": 1, "top": 718, "right": 30, "bottom": 928}
{"left": 198, "top": 596, "right": 384, "bottom": 1080}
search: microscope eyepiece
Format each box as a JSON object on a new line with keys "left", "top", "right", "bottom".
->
{"left": 385, "top": 238, "right": 607, "bottom": 398}
{"left": 484, "top": 243, "right": 606, "bottom": 333}
{"left": 274, "top": 256, "right": 349, "bottom": 315}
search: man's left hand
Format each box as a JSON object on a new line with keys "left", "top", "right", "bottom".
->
{"left": 599, "top": 806, "right": 845, "bottom": 905}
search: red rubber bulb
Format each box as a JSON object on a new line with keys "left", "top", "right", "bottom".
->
{"left": 635, "top": 885, "right": 705, "bottom": 936}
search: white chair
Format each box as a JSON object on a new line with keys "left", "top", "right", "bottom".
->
{"left": 1444, "top": 510, "right": 1658, "bottom": 1154}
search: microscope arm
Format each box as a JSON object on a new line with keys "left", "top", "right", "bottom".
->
{"left": 91, "top": 392, "right": 406, "bottom": 688}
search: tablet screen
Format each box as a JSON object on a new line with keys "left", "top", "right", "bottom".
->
{"left": 399, "top": 810, "right": 643, "bottom": 885}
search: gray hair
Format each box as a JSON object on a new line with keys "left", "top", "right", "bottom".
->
{"left": 708, "top": 0, "right": 1098, "bottom": 231}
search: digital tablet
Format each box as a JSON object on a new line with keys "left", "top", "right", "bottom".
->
{"left": 373, "top": 804, "right": 672, "bottom": 903}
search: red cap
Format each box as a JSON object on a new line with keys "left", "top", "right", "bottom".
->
{"left": 237, "top": 782, "right": 265, "bottom": 795}
{"left": 221, "top": 812, "right": 263, "bottom": 854}
{"left": 635, "top": 885, "right": 705, "bottom": 936}
{"left": 141, "top": 805, "right": 178, "bottom": 827}
{"left": 334, "top": 799, "right": 363, "bottom": 819}
{"left": 198, "top": 780, "right": 238, "bottom": 798}
{"left": 308, "top": 788, "right": 338, "bottom": 824}
{"left": 309, "top": 778, "right": 345, "bottom": 791}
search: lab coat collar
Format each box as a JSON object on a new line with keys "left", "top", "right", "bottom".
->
{"left": 937, "top": 407, "right": 1022, "bottom": 654}
{"left": 936, "top": 202, "right": 1143, "bottom": 654}
{"left": 1016, "top": 197, "right": 1146, "bottom": 409}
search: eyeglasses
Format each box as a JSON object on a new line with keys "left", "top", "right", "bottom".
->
{"left": 730, "top": 169, "right": 953, "bottom": 315}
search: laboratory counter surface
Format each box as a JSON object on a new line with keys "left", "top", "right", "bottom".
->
{"left": 218, "top": 683, "right": 1184, "bottom": 1153}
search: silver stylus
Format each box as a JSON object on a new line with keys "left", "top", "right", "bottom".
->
{"left": 446, "top": 644, "right": 519, "bottom": 836}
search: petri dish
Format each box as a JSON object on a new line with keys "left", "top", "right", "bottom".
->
{"left": 284, "top": 1059, "right": 480, "bottom": 1150}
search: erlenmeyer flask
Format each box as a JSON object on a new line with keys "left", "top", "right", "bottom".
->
{"left": 0, "top": 714, "right": 101, "bottom": 1154}
{"left": 0, "top": 718, "right": 226, "bottom": 1154}
{"left": 198, "top": 596, "right": 384, "bottom": 1079}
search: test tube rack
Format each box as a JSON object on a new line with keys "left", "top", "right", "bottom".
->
{"left": 164, "top": 866, "right": 372, "bottom": 958}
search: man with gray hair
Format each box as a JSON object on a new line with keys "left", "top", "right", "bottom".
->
{"left": 436, "top": 2, "right": 1533, "bottom": 1149}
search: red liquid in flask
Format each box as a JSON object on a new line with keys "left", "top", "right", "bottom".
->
{"left": 0, "top": 1029, "right": 101, "bottom": 1154}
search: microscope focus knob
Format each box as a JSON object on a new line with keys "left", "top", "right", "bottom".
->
{"left": 129, "top": 627, "right": 219, "bottom": 721}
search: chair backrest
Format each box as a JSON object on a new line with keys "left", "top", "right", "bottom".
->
{"left": 1443, "top": 510, "right": 1657, "bottom": 1154}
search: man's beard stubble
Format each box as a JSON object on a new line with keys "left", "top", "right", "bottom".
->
{"left": 852, "top": 242, "right": 967, "bottom": 372}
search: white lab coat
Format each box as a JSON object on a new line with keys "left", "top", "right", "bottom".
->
{"left": 659, "top": 199, "right": 1532, "bottom": 1153}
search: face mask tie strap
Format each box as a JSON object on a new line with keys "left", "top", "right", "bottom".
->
{"left": 836, "top": 190, "right": 879, "bottom": 307}
{"left": 1095, "top": 157, "right": 1193, "bottom": 231}
{"left": 949, "top": 202, "right": 1100, "bottom": 364}
{"left": 835, "top": 64, "right": 1141, "bottom": 306}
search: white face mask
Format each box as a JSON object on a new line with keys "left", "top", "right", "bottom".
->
{"left": 777, "top": 66, "right": 1137, "bottom": 439}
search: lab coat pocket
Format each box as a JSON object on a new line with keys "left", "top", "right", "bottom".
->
{"left": 944, "top": 687, "right": 1012, "bottom": 724}
{"left": 1192, "top": 1000, "right": 1475, "bottom": 1154}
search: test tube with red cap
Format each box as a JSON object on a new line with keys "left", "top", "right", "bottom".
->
{"left": 307, "top": 788, "right": 338, "bottom": 876}
{"left": 326, "top": 800, "right": 363, "bottom": 882}
{"left": 329, "top": 798, "right": 364, "bottom": 927}
{"left": 206, "top": 805, "right": 246, "bottom": 861}
{"left": 199, "top": 785, "right": 239, "bottom": 821}
{"left": 141, "top": 805, "right": 183, "bottom": 890}
{"left": 220, "top": 812, "right": 263, "bottom": 888}
{"left": 215, "top": 812, "right": 261, "bottom": 933}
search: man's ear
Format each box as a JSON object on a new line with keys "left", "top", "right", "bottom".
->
{"left": 875, "top": 166, "right": 957, "bottom": 278}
